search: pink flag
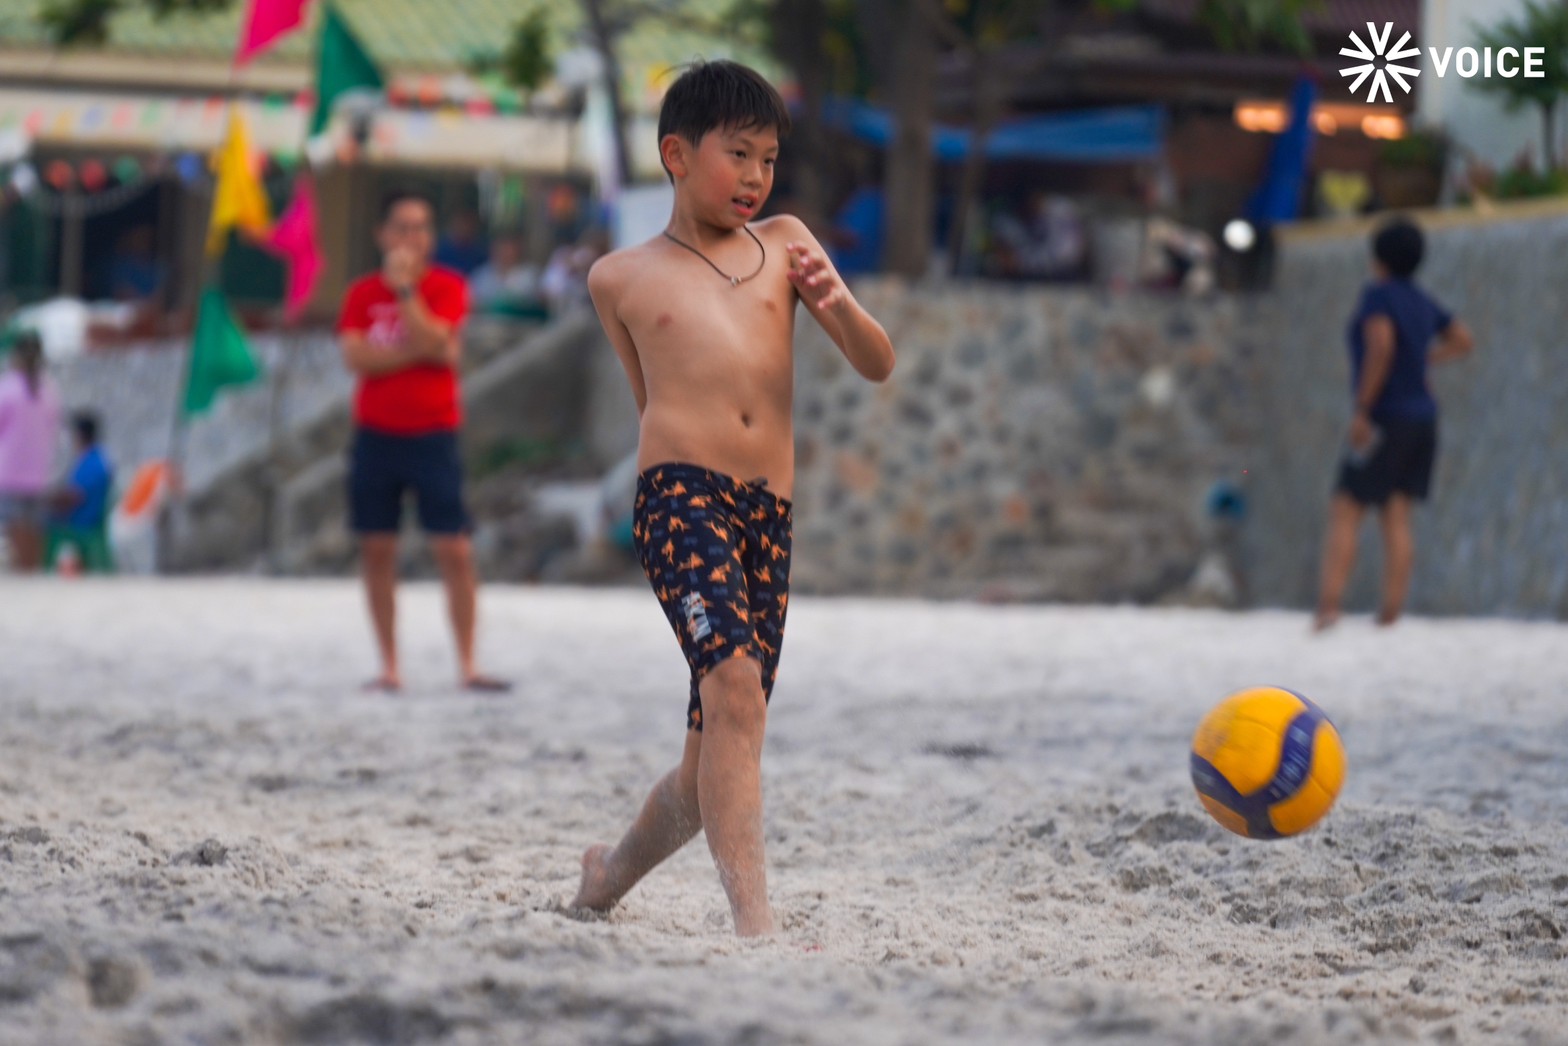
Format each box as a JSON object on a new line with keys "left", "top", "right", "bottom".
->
{"left": 235, "top": 0, "right": 312, "bottom": 66}
{"left": 261, "top": 176, "right": 324, "bottom": 321}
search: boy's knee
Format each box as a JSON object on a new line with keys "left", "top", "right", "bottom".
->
{"left": 699, "top": 658, "right": 766, "bottom": 734}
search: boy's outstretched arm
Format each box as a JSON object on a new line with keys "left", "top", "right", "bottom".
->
{"left": 781, "top": 218, "right": 895, "bottom": 383}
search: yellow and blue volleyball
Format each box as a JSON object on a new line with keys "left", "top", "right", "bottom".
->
{"left": 1190, "top": 687, "right": 1346, "bottom": 840}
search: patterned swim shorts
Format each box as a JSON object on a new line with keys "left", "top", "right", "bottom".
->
{"left": 633, "top": 462, "right": 793, "bottom": 731}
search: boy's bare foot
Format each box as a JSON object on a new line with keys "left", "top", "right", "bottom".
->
{"left": 733, "top": 910, "right": 777, "bottom": 938}
{"left": 1375, "top": 608, "right": 1401, "bottom": 627}
{"left": 571, "top": 845, "right": 617, "bottom": 911}
{"left": 361, "top": 674, "right": 401, "bottom": 694}
{"left": 1311, "top": 608, "right": 1341, "bottom": 633}
{"left": 545, "top": 897, "right": 608, "bottom": 922}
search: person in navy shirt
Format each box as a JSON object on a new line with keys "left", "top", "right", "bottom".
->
{"left": 1314, "top": 218, "right": 1475, "bottom": 631}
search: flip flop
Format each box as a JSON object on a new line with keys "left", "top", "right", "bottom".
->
{"left": 462, "top": 675, "right": 513, "bottom": 694}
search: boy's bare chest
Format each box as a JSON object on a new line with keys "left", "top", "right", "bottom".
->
{"left": 621, "top": 273, "right": 796, "bottom": 353}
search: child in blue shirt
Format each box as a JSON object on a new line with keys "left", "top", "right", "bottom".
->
{"left": 49, "top": 412, "right": 115, "bottom": 573}
{"left": 1314, "top": 218, "right": 1474, "bottom": 630}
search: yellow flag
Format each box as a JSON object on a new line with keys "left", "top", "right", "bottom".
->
{"left": 206, "top": 109, "right": 272, "bottom": 256}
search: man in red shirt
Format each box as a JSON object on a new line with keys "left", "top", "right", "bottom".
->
{"left": 338, "top": 191, "right": 509, "bottom": 693}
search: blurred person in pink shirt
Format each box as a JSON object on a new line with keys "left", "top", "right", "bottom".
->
{"left": 0, "top": 332, "right": 62, "bottom": 572}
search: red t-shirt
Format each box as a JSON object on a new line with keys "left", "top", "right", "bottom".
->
{"left": 338, "top": 267, "right": 468, "bottom": 434}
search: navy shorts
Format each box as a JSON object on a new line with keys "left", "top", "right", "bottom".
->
{"left": 1335, "top": 417, "right": 1437, "bottom": 506}
{"left": 633, "top": 463, "right": 793, "bottom": 732}
{"left": 348, "top": 427, "right": 470, "bottom": 535}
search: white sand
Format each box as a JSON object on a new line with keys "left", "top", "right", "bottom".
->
{"left": 2, "top": 578, "right": 1566, "bottom": 1045}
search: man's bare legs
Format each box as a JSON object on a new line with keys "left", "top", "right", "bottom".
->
{"left": 430, "top": 535, "right": 476, "bottom": 678}
{"left": 574, "top": 657, "right": 775, "bottom": 937}
{"left": 1314, "top": 494, "right": 1365, "bottom": 632}
{"left": 360, "top": 532, "right": 505, "bottom": 691}
{"left": 1376, "top": 494, "right": 1415, "bottom": 626}
{"left": 360, "top": 534, "right": 400, "bottom": 688}
{"left": 430, "top": 534, "right": 508, "bottom": 689}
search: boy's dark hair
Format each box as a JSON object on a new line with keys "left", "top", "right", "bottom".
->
{"left": 1373, "top": 218, "right": 1424, "bottom": 278}
{"left": 379, "top": 189, "right": 436, "bottom": 226}
{"left": 657, "top": 60, "right": 791, "bottom": 181}
{"left": 72, "top": 411, "right": 100, "bottom": 445}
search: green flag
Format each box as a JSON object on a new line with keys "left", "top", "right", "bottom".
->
{"left": 310, "top": 3, "right": 384, "bottom": 137}
{"left": 182, "top": 286, "right": 263, "bottom": 418}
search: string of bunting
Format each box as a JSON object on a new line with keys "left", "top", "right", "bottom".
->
{"left": 3, "top": 164, "right": 161, "bottom": 218}
{"left": 4, "top": 146, "right": 301, "bottom": 214}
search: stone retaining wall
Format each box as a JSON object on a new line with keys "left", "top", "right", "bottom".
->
{"left": 785, "top": 281, "right": 1262, "bottom": 602}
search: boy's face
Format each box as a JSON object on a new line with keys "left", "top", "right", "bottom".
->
{"left": 668, "top": 124, "right": 779, "bottom": 225}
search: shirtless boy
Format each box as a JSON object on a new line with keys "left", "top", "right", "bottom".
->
{"left": 570, "top": 61, "right": 895, "bottom": 937}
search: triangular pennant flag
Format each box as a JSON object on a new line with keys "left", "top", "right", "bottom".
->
{"left": 206, "top": 109, "right": 273, "bottom": 256}
{"left": 311, "top": 3, "right": 383, "bottom": 137}
{"left": 261, "top": 175, "right": 324, "bottom": 321}
{"left": 182, "top": 286, "right": 264, "bottom": 418}
{"left": 235, "top": 0, "right": 312, "bottom": 66}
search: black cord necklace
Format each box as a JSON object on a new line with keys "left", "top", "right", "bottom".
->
{"left": 662, "top": 225, "right": 766, "bottom": 287}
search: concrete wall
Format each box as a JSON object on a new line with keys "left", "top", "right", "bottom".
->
{"left": 45, "top": 316, "right": 580, "bottom": 573}
{"left": 54, "top": 332, "right": 352, "bottom": 495}
{"left": 177, "top": 312, "right": 600, "bottom": 574}
{"left": 50, "top": 317, "right": 540, "bottom": 499}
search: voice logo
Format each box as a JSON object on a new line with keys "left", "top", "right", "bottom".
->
{"left": 1341, "top": 22, "right": 1548, "bottom": 104}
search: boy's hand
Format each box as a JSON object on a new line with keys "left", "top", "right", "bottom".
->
{"left": 1348, "top": 411, "right": 1377, "bottom": 453}
{"left": 786, "top": 242, "right": 848, "bottom": 314}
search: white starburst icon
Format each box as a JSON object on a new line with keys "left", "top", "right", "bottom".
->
{"left": 1341, "top": 22, "right": 1421, "bottom": 104}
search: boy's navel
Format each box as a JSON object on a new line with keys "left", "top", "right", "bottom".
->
{"left": 656, "top": 313, "right": 674, "bottom": 328}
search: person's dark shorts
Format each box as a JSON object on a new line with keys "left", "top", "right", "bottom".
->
{"left": 1335, "top": 417, "right": 1437, "bottom": 506}
{"left": 348, "top": 427, "right": 471, "bottom": 535}
{"left": 634, "top": 463, "right": 793, "bottom": 732}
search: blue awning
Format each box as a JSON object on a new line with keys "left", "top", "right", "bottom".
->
{"left": 818, "top": 97, "right": 1165, "bottom": 163}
